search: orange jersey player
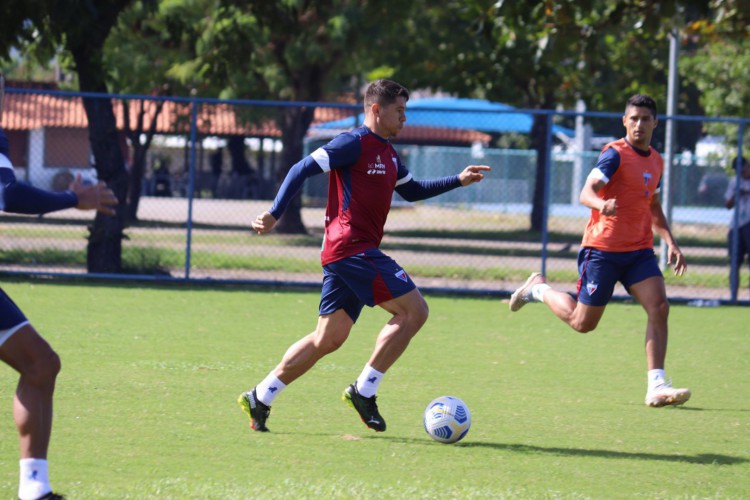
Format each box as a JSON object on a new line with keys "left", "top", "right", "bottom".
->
{"left": 509, "top": 94, "right": 691, "bottom": 409}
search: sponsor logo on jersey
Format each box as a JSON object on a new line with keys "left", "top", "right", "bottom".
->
{"left": 586, "top": 281, "right": 598, "bottom": 295}
{"left": 395, "top": 269, "right": 408, "bottom": 282}
{"left": 367, "top": 155, "right": 387, "bottom": 175}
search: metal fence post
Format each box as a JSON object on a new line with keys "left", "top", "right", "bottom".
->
{"left": 660, "top": 26, "right": 679, "bottom": 270}
{"left": 540, "top": 112, "right": 553, "bottom": 276}
{"left": 729, "top": 123, "right": 746, "bottom": 302}
{"left": 184, "top": 99, "right": 199, "bottom": 281}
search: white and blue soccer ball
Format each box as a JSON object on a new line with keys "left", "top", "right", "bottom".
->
{"left": 423, "top": 396, "right": 471, "bottom": 444}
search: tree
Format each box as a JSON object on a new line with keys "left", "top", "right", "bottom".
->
{"left": 164, "top": 0, "right": 415, "bottom": 233}
{"left": 1, "top": 0, "right": 140, "bottom": 272}
{"left": 682, "top": 4, "right": 750, "bottom": 150}
{"left": 104, "top": 0, "right": 198, "bottom": 222}
{"left": 381, "top": 0, "right": 711, "bottom": 230}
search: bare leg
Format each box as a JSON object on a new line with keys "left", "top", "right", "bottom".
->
{"left": 629, "top": 276, "right": 669, "bottom": 370}
{"left": 540, "top": 288, "right": 607, "bottom": 333}
{"left": 367, "top": 288, "right": 429, "bottom": 373}
{"left": 274, "top": 309, "right": 353, "bottom": 385}
{"left": 0, "top": 324, "right": 60, "bottom": 460}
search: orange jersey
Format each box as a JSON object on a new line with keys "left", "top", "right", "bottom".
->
{"left": 581, "top": 138, "right": 662, "bottom": 252}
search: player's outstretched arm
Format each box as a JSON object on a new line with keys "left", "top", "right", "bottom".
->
{"left": 69, "top": 174, "right": 118, "bottom": 215}
{"left": 458, "top": 165, "right": 491, "bottom": 186}
{"left": 252, "top": 211, "right": 277, "bottom": 235}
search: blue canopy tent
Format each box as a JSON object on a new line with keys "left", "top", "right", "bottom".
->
{"left": 310, "top": 97, "right": 575, "bottom": 138}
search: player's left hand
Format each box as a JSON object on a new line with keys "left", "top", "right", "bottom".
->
{"left": 668, "top": 243, "right": 687, "bottom": 276}
{"left": 459, "top": 165, "right": 491, "bottom": 186}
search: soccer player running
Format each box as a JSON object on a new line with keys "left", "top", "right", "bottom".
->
{"left": 508, "top": 94, "right": 691, "bottom": 408}
{"left": 0, "top": 133, "right": 117, "bottom": 498}
{"left": 238, "top": 79, "right": 491, "bottom": 432}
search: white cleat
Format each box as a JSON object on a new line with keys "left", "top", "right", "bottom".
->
{"left": 509, "top": 272, "right": 545, "bottom": 312}
{"left": 645, "top": 384, "right": 691, "bottom": 407}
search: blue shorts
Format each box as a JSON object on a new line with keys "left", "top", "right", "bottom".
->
{"left": 320, "top": 248, "right": 416, "bottom": 323}
{"left": 576, "top": 248, "right": 662, "bottom": 306}
{"left": 0, "top": 287, "right": 29, "bottom": 347}
{"left": 0, "top": 287, "right": 27, "bottom": 330}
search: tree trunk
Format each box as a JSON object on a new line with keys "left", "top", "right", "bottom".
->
{"left": 72, "top": 49, "right": 129, "bottom": 273}
{"left": 273, "top": 105, "right": 317, "bottom": 234}
{"left": 125, "top": 98, "right": 165, "bottom": 222}
{"left": 80, "top": 95, "right": 129, "bottom": 273}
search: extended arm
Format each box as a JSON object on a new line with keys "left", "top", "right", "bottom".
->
{"left": 396, "top": 175, "right": 461, "bottom": 202}
{"left": 395, "top": 165, "right": 490, "bottom": 202}
{"left": 1, "top": 170, "right": 77, "bottom": 213}
{"left": 252, "top": 156, "right": 323, "bottom": 234}
{"left": 1, "top": 168, "right": 117, "bottom": 215}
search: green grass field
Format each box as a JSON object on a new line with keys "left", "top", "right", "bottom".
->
{"left": 1, "top": 280, "right": 748, "bottom": 498}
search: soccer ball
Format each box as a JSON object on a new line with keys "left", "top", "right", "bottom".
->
{"left": 423, "top": 396, "right": 471, "bottom": 444}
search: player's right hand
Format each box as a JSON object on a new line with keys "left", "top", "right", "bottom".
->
{"left": 70, "top": 174, "right": 118, "bottom": 215}
{"left": 252, "top": 211, "right": 277, "bottom": 235}
{"left": 600, "top": 198, "right": 617, "bottom": 216}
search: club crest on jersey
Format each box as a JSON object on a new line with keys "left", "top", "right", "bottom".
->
{"left": 394, "top": 269, "right": 408, "bottom": 282}
{"left": 642, "top": 171, "right": 653, "bottom": 198}
{"left": 586, "top": 281, "right": 598, "bottom": 295}
{"left": 367, "top": 155, "right": 387, "bottom": 175}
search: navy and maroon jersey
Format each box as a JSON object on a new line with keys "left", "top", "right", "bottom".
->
{"left": 269, "top": 125, "right": 460, "bottom": 266}
{"left": 312, "top": 126, "right": 410, "bottom": 264}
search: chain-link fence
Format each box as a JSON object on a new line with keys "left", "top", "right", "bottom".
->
{"left": 1, "top": 88, "right": 749, "bottom": 304}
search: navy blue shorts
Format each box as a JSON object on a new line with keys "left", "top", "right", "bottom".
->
{"left": 320, "top": 248, "right": 416, "bottom": 323}
{"left": 0, "top": 287, "right": 27, "bottom": 330}
{"left": 1, "top": 287, "right": 29, "bottom": 346}
{"left": 576, "top": 247, "right": 662, "bottom": 306}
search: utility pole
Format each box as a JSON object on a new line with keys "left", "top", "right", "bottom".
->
{"left": 660, "top": 25, "right": 680, "bottom": 270}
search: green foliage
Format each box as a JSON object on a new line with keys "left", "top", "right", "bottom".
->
{"left": 105, "top": 0, "right": 188, "bottom": 94}
{"left": 381, "top": 0, "right": 704, "bottom": 113}
{"left": 0, "top": 282, "right": 748, "bottom": 497}
{"left": 682, "top": 28, "right": 750, "bottom": 151}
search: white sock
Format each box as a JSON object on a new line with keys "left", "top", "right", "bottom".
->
{"left": 531, "top": 283, "right": 551, "bottom": 302}
{"left": 18, "top": 458, "right": 51, "bottom": 500}
{"left": 255, "top": 373, "right": 286, "bottom": 406}
{"left": 648, "top": 369, "right": 666, "bottom": 392}
{"left": 356, "top": 364, "right": 385, "bottom": 398}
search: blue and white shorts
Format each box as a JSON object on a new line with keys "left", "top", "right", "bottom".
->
{"left": 320, "top": 248, "right": 416, "bottom": 323}
{"left": 576, "top": 247, "right": 662, "bottom": 307}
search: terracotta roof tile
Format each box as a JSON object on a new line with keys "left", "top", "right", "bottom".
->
{"left": 2, "top": 91, "right": 489, "bottom": 145}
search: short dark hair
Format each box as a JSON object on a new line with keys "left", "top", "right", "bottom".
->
{"left": 625, "top": 94, "right": 657, "bottom": 118}
{"left": 732, "top": 156, "right": 748, "bottom": 170}
{"left": 364, "top": 79, "right": 409, "bottom": 109}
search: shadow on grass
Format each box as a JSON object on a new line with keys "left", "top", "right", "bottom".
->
{"left": 457, "top": 442, "right": 748, "bottom": 465}
{"left": 361, "top": 435, "right": 748, "bottom": 465}
{"left": 272, "top": 431, "right": 749, "bottom": 466}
